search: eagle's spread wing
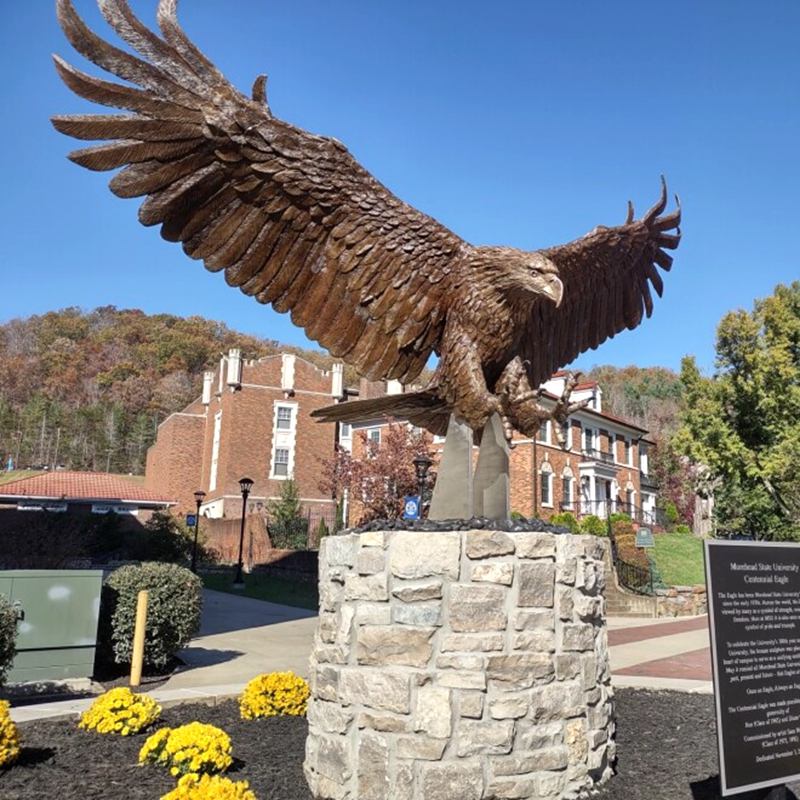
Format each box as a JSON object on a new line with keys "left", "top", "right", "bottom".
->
{"left": 53, "top": 0, "right": 464, "bottom": 383}
{"left": 521, "top": 180, "right": 681, "bottom": 387}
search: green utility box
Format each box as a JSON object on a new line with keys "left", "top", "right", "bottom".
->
{"left": 0, "top": 570, "right": 103, "bottom": 683}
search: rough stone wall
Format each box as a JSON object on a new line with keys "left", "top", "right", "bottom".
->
{"left": 305, "top": 530, "right": 614, "bottom": 800}
{"left": 656, "top": 585, "right": 708, "bottom": 617}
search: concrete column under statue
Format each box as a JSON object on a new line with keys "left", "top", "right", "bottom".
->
{"left": 304, "top": 528, "right": 614, "bottom": 800}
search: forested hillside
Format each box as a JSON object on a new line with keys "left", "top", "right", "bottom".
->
{"left": 584, "top": 364, "right": 683, "bottom": 441}
{"left": 0, "top": 306, "right": 685, "bottom": 478}
{"left": 0, "top": 307, "right": 353, "bottom": 475}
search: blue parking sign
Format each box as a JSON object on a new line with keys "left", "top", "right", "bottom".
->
{"left": 402, "top": 496, "right": 421, "bottom": 520}
{"left": 186, "top": 514, "right": 197, "bottom": 527}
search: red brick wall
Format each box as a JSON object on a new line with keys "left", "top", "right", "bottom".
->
{"left": 144, "top": 413, "right": 205, "bottom": 513}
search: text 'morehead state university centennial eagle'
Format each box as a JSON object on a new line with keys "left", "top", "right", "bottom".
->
{"left": 52, "top": 0, "right": 681, "bottom": 440}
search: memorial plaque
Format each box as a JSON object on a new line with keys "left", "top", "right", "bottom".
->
{"left": 635, "top": 527, "right": 655, "bottom": 548}
{"left": 705, "top": 540, "right": 800, "bottom": 795}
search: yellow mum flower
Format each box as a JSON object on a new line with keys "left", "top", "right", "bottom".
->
{"left": 79, "top": 687, "right": 161, "bottom": 736}
{"left": 239, "top": 672, "right": 309, "bottom": 719}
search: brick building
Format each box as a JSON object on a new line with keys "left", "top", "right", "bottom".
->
{"left": 145, "top": 350, "right": 344, "bottom": 523}
{"left": 348, "top": 373, "right": 658, "bottom": 525}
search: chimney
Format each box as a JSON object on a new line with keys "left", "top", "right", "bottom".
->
{"left": 226, "top": 348, "right": 242, "bottom": 389}
{"left": 386, "top": 379, "right": 403, "bottom": 395}
{"left": 281, "top": 353, "right": 296, "bottom": 394}
{"left": 331, "top": 362, "right": 344, "bottom": 399}
{"left": 201, "top": 371, "right": 214, "bottom": 405}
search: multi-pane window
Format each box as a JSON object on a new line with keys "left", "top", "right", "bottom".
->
{"left": 562, "top": 476, "right": 573, "bottom": 509}
{"left": 560, "top": 420, "right": 571, "bottom": 448}
{"left": 340, "top": 423, "right": 352, "bottom": 438}
{"left": 537, "top": 421, "right": 549, "bottom": 444}
{"left": 540, "top": 467, "right": 553, "bottom": 506}
{"left": 583, "top": 427, "right": 595, "bottom": 452}
{"left": 276, "top": 406, "right": 293, "bottom": 430}
{"left": 273, "top": 448, "right": 290, "bottom": 477}
{"left": 624, "top": 438, "right": 632, "bottom": 465}
{"left": 368, "top": 428, "right": 381, "bottom": 445}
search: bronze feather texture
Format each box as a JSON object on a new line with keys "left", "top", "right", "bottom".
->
{"left": 53, "top": 0, "right": 681, "bottom": 440}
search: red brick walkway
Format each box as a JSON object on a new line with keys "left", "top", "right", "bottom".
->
{"left": 609, "top": 615, "right": 713, "bottom": 686}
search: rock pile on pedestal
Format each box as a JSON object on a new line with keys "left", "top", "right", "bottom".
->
{"left": 304, "top": 529, "right": 614, "bottom": 800}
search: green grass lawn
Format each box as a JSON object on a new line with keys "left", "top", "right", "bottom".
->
{"left": 652, "top": 532, "right": 706, "bottom": 586}
{"left": 202, "top": 571, "right": 319, "bottom": 611}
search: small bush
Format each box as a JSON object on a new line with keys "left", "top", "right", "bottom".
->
{"left": 0, "top": 700, "right": 20, "bottom": 769}
{"left": 579, "top": 515, "right": 608, "bottom": 536}
{"left": 239, "top": 671, "right": 309, "bottom": 719}
{"left": 0, "top": 595, "right": 17, "bottom": 687}
{"left": 549, "top": 512, "right": 579, "bottom": 533}
{"left": 510, "top": 511, "right": 526, "bottom": 521}
{"left": 162, "top": 773, "right": 256, "bottom": 800}
{"left": 162, "top": 774, "right": 256, "bottom": 800}
{"left": 609, "top": 512, "right": 632, "bottom": 524}
{"left": 316, "top": 518, "right": 329, "bottom": 541}
{"left": 139, "top": 722, "right": 232, "bottom": 776}
{"left": 78, "top": 687, "right": 161, "bottom": 736}
{"left": 674, "top": 523, "right": 692, "bottom": 534}
{"left": 101, "top": 562, "right": 202, "bottom": 668}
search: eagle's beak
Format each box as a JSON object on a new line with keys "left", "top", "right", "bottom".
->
{"left": 542, "top": 274, "right": 564, "bottom": 307}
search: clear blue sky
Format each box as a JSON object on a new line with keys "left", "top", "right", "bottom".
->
{"left": 1, "top": 1, "right": 798, "bottom": 375}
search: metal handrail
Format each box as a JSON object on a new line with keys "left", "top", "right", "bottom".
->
{"left": 581, "top": 447, "right": 615, "bottom": 464}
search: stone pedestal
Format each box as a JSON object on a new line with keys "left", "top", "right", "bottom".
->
{"left": 304, "top": 530, "right": 615, "bottom": 800}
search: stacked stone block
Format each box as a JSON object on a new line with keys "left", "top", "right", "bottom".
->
{"left": 304, "top": 530, "right": 614, "bottom": 800}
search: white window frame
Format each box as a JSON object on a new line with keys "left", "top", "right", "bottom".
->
{"left": 276, "top": 405, "right": 294, "bottom": 430}
{"left": 583, "top": 426, "right": 595, "bottom": 453}
{"left": 559, "top": 419, "right": 572, "bottom": 449}
{"left": 540, "top": 464, "right": 554, "bottom": 508}
{"left": 209, "top": 411, "right": 222, "bottom": 492}
{"left": 273, "top": 447, "right": 291, "bottom": 477}
{"left": 625, "top": 438, "right": 633, "bottom": 466}
{"left": 562, "top": 474, "right": 573, "bottom": 510}
{"left": 368, "top": 428, "right": 382, "bottom": 445}
{"left": 270, "top": 400, "right": 298, "bottom": 480}
{"left": 537, "top": 420, "right": 550, "bottom": 445}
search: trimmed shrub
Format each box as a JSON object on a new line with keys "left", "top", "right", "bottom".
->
{"left": 316, "top": 518, "right": 329, "bottom": 541}
{"left": 579, "top": 515, "right": 608, "bottom": 536}
{"left": 0, "top": 594, "right": 17, "bottom": 687}
{"left": 0, "top": 700, "right": 20, "bottom": 769}
{"left": 549, "top": 512, "right": 579, "bottom": 533}
{"left": 613, "top": 519, "right": 650, "bottom": 569}
{"left": 674, "top": 523, "right": 692, "bottom": 534}
{"left": 162, "top": 774, "right": 256, "bottom": 800}
{"left": 101, "top": 562, "right": 202, "bottom": 668}
{"left": 609, "top": 512, "right": 632, "bottom": 525}
{"left": 139, "top": 722, "right": 232, "bottom": 776}
{"left": 79, "top": 687, "right": 161, "bottom": 735}
{"left": 239, "top": 671, "right": 309, "bottom": 719}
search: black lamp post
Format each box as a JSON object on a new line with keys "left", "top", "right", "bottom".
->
{"left": 233, "top": 476, "right": 254, "bottom": 588}
{"left": 190, "top": 489, "right": 206, "bottom": 573}
{"left": 412, "top": 454, "right": 433, "bottom": 515}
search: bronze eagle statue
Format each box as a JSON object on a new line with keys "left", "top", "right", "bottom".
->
{"left": 53, "top": 0, "right": 680, "bottom": 441}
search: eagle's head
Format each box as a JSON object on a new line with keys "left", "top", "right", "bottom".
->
{"left": 526, "top": 252, "right": 564, "bottom": 307}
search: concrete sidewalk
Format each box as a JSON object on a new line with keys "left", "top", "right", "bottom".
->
{"left": 10, "top": 597, "right": 714, "bottom": 722}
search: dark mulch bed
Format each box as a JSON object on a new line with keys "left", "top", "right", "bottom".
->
{"left": 2, "top": 700, "right": 312, "bottom": 800}
{"left": 3, "top": 689, "right": 800, "bottom": 799}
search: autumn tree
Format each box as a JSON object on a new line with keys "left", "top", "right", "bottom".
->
{"left": 675, "top": 282, "right": 800, "bottom": 539}
{"left": 320, "top": 422, "right": 434, "bottom": 524}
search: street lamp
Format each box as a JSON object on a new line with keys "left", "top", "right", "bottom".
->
{"left": 412, "top": 454, "right": 433, "bottom": 515}
{"left": 233, "top": 476, "right": 254, "bottom": 588}
{"left": 190, "top": 489, "right": 206, "bottom": 573}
